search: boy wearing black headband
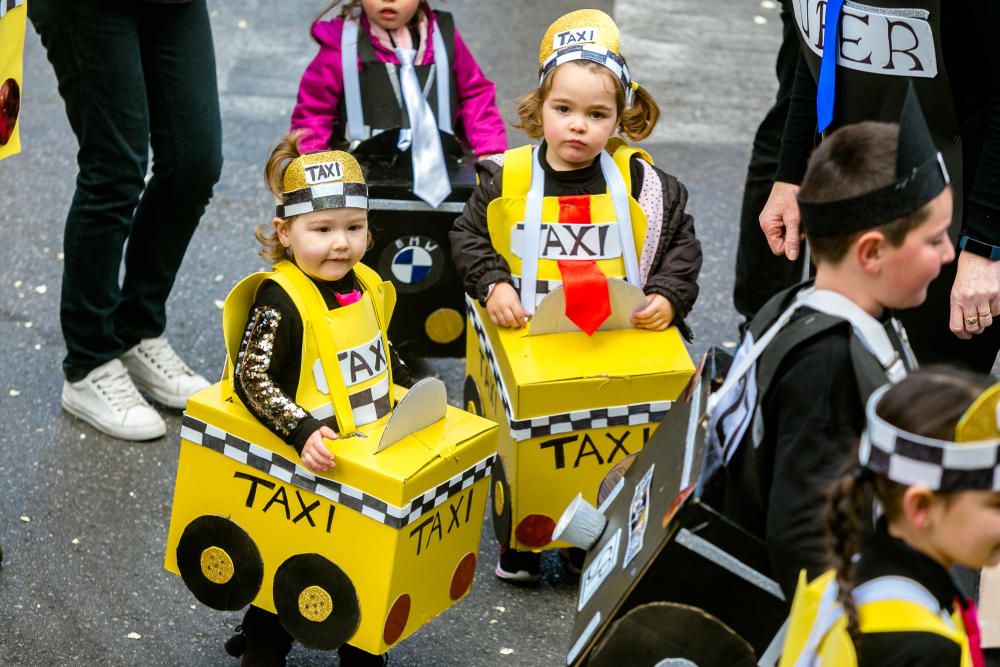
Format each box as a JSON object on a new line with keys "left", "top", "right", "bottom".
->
{"left": 707, "top": 88, "right": 953, "bottom": 599}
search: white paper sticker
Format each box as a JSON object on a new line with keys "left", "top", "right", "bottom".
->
{"left": 553, "top": 27, "right": 599, "bottom": 50}
{"left": 511, "top": 222, "right": 621, "bottom": 261}
{"left": 792, "top": 0, "right": 937, "bottom": 78}
{"left": 578, "top": 528, "right": 621, "bottom": 611}
{"left": 303, "top": 160, "right": 344, "bottom": 185}
{"left": 623, "top": 465, "right": 654, "bottom": 568}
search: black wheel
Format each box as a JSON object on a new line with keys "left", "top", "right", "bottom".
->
{"left": 490, "top": 455, "right": 512, "bottom": 548}
{"left": 463, "top": 375, "right": 483, "bottom": 416}
{"left": 176, "top": 516, "right": 263, "bottom": 611}
{"left": 589, "top": 602, "right": 757, "bottom": 667}
{"left": 273, "top": 553, "right": 361, "bottom": 651}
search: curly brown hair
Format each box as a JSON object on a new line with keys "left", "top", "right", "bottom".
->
{"left": 825, "top": 367, "right": 989, "bottom": 646}
{"left": 514, "top": 60, "right": 660, "bottom": 142}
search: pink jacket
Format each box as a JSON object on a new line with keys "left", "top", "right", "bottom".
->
{"left": 291, "top": 10, "right": 508, "bottom": 156}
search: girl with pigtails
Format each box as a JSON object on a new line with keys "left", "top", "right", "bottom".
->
{"left": 780, "top": 368, "right": 998, "bottom": 667}
{"left": 449, "top": 9, "right": 701, "bottom": 581}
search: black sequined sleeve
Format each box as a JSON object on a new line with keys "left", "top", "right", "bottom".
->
{"left": 233, "top": 293, "right": 324, "bottom": 453}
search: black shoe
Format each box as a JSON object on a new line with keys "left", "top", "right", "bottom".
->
{"left": 226, "top": 607, "right": 293, "bottom": 666}
{"left": 495, "top": 545, "right": 541, "bottom": 583}
{"left": 224, "top": 624, "right": 247, "bottom": 657}
{"left": 338, "top": 643, "right": 388, "bottom": 666}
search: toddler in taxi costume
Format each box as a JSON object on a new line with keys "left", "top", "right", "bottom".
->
{"left": 223, "top": 136, "right": 409, "bottom": 666}
{"left": 449, "top": 9, "right": 701, "bottom": 580}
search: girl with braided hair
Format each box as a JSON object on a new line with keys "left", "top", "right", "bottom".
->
{"left": 780, "top": 368, "right": 1000, "bottom": 666}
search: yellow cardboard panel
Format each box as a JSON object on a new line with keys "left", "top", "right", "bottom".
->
{"left": 165, "top": 391, "right": 497, "bottom": 654}
{"left": 0, "top": 2, "right": 26, "bottom": 161}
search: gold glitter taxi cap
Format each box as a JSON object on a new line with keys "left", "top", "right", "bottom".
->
{"left": 277, "top": 150, "right": 368, "bottom": 218}
{"left": 538, "top": 9, "right": 632, "bottom": 101}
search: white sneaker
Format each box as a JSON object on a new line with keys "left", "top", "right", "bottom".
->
{"left": 62, "top": 359, "right": 166, "bottom": 441}
{"left": 121, "top": 336, "right": 210, "bottom": 409}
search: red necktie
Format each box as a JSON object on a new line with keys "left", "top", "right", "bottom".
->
{"left": 555, "top": 195, "right": 610, "bottom": 335}
{"left": 956, "top": 596, "right": 986, "bottom": 667}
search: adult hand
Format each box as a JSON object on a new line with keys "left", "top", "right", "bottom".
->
{"left": 486, "top": 282, "right": 529, "bottom": 328}
{"left": 632, "top": 293, "right": 676, "bottom": 331}
{"left": 301, "top": 425, "right": 337, "bottom": 473}
{"left": 949, "top": 252, "right": 1000, "bottom": 339}
{"left": 759, "top": 181, "right": 803, "bottom": 260}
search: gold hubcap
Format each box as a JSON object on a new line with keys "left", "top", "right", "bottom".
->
{"left": 299, "top": 585, "right": 333, "bottom": 622}
{"left": 493, "top": 480, "right": 505, "bottom": 516}
{"left": 200, "top": 547, "right": 235, "bottom": 585}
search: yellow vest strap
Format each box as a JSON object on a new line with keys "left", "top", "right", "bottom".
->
{"left": 272, "top": 261, "right": 358, "bottom": 434}
{"left": 500, "top": 144, "right": 534, "bottom": 198}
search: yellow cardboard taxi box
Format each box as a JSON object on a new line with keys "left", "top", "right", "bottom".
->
{"left": 464, "top": 282, "right": 695, "bottom": 552}
{"left": 165, "top": 262, "right": 498, "bottom": 655}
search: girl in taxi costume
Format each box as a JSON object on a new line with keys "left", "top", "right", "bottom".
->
{"left": 449, "top": 9, "right": 701, "bottom": 580}
{"left": 780, "top": 368, "right": 996, "bottom": 667}
{"left": 223, "top": 136, "right": 409, "bottom": 666}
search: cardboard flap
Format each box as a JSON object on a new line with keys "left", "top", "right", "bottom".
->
{"left": 376, "top": 378, "right": 448, "bottom": 452}
{"left": 527, "top": 281, "right": 646, "bottom": 336}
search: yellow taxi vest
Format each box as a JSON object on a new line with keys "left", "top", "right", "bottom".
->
{"left": 222, "top": 260, "right": 397, "bottom": 435}
{"left": 780, "top": 570, "right": 973, "bottom": 667}
{"left": 485, "top": 138, "right": 653, "bottom": 309}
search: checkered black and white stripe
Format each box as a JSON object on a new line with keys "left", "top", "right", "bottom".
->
{"left": 277, "top": 182, "right": 369, "bottom": 218}
{"left": 540, "top": 44, "right": 631, "bottom": 93}
{"left": 0, "top": 0, "right": 24, "bottom": 17}
{"left": 860, "top": 387, "right": 1000, "bottom": 492}
{"left": 511, "top": 275, "right": 627, "bottom": 308}
{"left": 511, "top": 275, "right": 559, "bottom": 308}
{"left": 466, "top": 296, "right": 670, "bottom": 441}
{"left": 310, "top": 375, "right": 392, "bottom": 427}
{"left": 180, "top": 414, "right": 495, "bottom": 529}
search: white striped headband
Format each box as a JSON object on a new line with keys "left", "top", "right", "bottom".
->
{"left": 539, "top": 45, "right": 635, "bottom": 105}
{"left": 859, "top": 384, "right": 1000, "bottom": 492}
{"left": 276, "top": 151, "right": 368, "bottom": 219}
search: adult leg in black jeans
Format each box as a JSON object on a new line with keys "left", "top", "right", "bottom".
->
{"left": 732, "top": 0, "right": 805, "bottom": 328}
{"left": 29, "top": 0, "right": 221, "bottom": 438}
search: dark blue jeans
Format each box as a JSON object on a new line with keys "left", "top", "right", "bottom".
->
{"left": 29, "top": 0, "right": 223, "bottom": 381}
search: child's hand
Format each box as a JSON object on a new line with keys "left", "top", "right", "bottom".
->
{"left": 301, "top": 425, "right": 337, "bottom": 473}
{"left": 632, "top": 294, "right": 676, "bottom": 331}
{"left": 486, "top": 282, "right": 530, "bottom": 328}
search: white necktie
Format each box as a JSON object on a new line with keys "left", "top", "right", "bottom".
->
{"left": 395, "top": 47, "right": 451, "bottom": 208}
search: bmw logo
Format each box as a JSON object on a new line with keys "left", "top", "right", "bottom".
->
{"left": 378, "top": 234, "right": 445, "bottom": 294}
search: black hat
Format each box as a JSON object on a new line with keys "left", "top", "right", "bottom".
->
{"left": 798, "top": 84, "right": 950, "bottom": 237}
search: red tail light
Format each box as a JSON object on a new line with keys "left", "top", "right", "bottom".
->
{"left": 449, "top": 552, "right": 477, "bottom": 600}
{"left": 382, "top": 593, "right": 411, "bottom": 646}
{"left": 515, "top": 514, "right": 556, "bottom": 548}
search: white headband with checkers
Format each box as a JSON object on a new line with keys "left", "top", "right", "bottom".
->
{"left": 859, "top": 384, "right": 1000, "bottom": 492}
{"left": 276, "top": 182, "right": 369, "bottom": 219}
{"left": 539, "top": 45, "right": 633, "bottom": 104}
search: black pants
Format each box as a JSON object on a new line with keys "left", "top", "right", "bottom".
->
{"left": 733, "top": 0, "right": 805, "bottom": 326}
{"left": 29, "top": 0, "right": 223, "bottom": 381}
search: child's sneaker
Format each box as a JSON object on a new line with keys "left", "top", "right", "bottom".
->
{"left": 495, "top": 545, "right": 541, "bottom": 583}
{"left": 338, "top": 644, "right": 388, "bottom": 666}
{"left": 121, "top": 336, "right": 209, "bottom": 408}
{"left": 61, "top": 359, "right": 166, "bottom": 440}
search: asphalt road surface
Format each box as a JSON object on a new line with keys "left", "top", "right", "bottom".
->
{"left": 0, "top": 1, "right": 784, "bottom": 664}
